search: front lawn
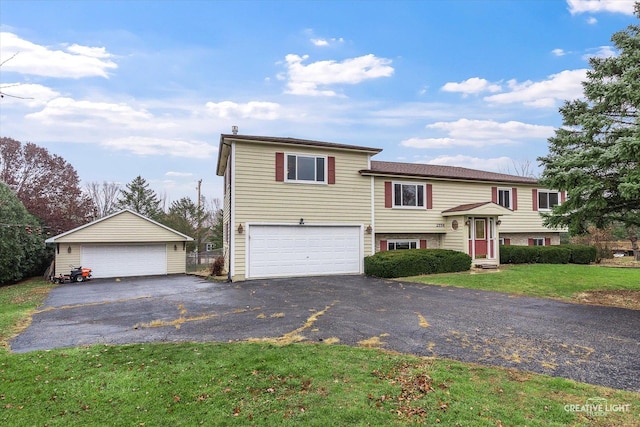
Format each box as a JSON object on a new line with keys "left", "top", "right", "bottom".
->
{"left": 1, "top": 278, "right": 638, "bottom": 426}
{"left": 404, "top": 264, "right": 640, "bottom": 309}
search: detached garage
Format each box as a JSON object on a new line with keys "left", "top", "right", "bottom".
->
{"left": 46, "top": 209, "right": 193, "bottom": 279}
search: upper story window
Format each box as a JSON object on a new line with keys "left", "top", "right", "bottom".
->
{"left": 498, "top": 188, "right": 512, "bottom": 209}
{"left": 393, "top": 183, "right": 425, "bottom": 208}
{"left": 287, "top": 154, "right": 326, "bottom": 183}
{"left": 538, "top": 191, "right": 559, "bottom": 210}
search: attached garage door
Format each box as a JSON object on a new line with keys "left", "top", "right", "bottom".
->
{"left": 247, "top": 225, "right": 361, "bottom": 279}
{"left": 81, "top": 244, "right": 167, "bottom": 278}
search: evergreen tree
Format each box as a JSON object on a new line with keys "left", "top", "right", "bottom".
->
{"left": 116, "top": 176, "right": 163, "bottom": 220}
{"left": 538, "top": 5, "right": 640, "bottom": 258}
{"left": 0, "top": 182, "right": 49, "bottom": 284}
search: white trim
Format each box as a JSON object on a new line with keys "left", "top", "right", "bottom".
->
{"left": 244, "top": 222, "right": 364, "bottom": 279}
{"left": 531, "top": 237, "right": 546, "bottom": 246}
{"left": 386, "top": 239, "right": 419, "bottom": 250}
{"left": 284, "top": 152, "right": 328, "bottom": 184}
{"left": 370, "top": 173, "right": 375, "bottom": 255}
{"left": 392, "top": 181, "right": 426, "bottom": 209}
{"left": 45, "top": 209, "right": 193, "bottom": 243}
{"left": 497, "top": 187, "right": 512, "bottom": 210}
{"left": 230, "top": 141, "right": 237, "bottom": 278}
{"left": 537, "top": 189, "right": 561, "bottom": 211}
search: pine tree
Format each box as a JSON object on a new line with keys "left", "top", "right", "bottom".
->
{"left": 538, "top": 5, "right": 640, "bottom": 258}
{"left": 116, "top": 176, "right": 163, "bottom": 220}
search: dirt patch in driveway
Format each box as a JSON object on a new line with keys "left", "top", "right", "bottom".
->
{"left": 573, "top": 290, "right": 640, "bottom": 310}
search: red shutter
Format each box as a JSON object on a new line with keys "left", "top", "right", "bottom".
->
{"left": 532, "top": 189, "right": 538, "bottom": 211}
{"left": 504, "top": 238, "right": 511, "bottom": 246}
{"left": 420, "top": 239, "right": 427, "bottom": 249}
{"left": 491, "top": 186, "right": 498, "bottom": 203}
{"left": 426, "top": 184, "right": 433, "bottom": 209}
{"left": 380, "top": 240, "right": 387, "bottom": 251}
{"left": 512, "top": 187, "right": 518, "bottom": 211}
{"left": 384, "top": 182, "right": 392, "bottom": 208}
{"left": 545, "top": 238, "right": 551, "bottom": 246}
{"left": 275, "top": 152, "right": 284, "bottom": 182}
{"left": 528, "top": 238, "right": 534, "bottom": 246}
{"left": 328, "top": 156, "right": 335, "bottom": 184}
{"left": 560, "top": 191, "right": 566, "bottom": 203}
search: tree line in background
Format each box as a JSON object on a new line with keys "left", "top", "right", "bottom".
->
{"left": 0, "top": 137, "right": 222, "bottom": 285}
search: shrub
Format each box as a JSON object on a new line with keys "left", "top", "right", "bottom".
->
{"left": 500, "top": 244, "right": 596, "bottom": 265}
{"left": 563, "top": 244, "right": 598, "bottom": 264}
{"left": 364, "top": 249, "right": 471, "bottom": 278}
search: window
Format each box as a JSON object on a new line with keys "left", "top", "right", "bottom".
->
{"left": 498, "top": 188, "right": 511, "bottom": 209}
{"left": 531, "top": 238, "right": 545, "bottom": 246}
{"left": 538, "top": 191, "right": 559, "bottom": 210}
{"left": 388, "top": 240, "right": 418, "bottom": 250}
{"left": 205, "top": 243, "right": 215, "bottom": 251}
{"left": 286, "top": 154, "right": 326, "bottom": 183}
{"left": 499, "top": 238, "right": 505, "bottom": 245}
{"left": 393, "top": 183, "right": 425, "bottom": 208}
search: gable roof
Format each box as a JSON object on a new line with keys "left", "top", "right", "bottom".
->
{"left": 216, "top": 134, "right": 382, "bottom": 176}
{"left": 441, "top": 202, "right": 514, "bottom": 216}
{"left": 360, "top": 161, "right": 539, "bottom": 185}
{"left": 45, "top": 209, "right": 193, "bottom": 243}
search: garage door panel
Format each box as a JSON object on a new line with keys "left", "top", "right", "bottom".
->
{"left": 81, "top": 244, "right": 167, "bottom": 278}
{"left": 248, "top": 225, "right": 361, "bottom": 278}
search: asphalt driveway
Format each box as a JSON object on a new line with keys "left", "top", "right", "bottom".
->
{"left": 10, "top": 275, "right": 640, "bottom": 392}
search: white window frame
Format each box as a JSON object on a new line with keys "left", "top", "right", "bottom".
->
{"left": 387, "top": 240, "right": 419, "bottom": 250}
{"left": 392, "top": 182, "right": 426, "bottom": 209}
{"left": 538, "top": 190, "right": 560, "bottom": 211}
{"left": 532, "top": 238, "right": 546, "bottom": 246}
{"left": 205, "top": 242, "right": 215, "bottom": 251}
{"left": 499, "top": 237, "right": 506, "bottom": 245}
{"left": 497, "top": 188, "right": 512, "bottom": 209}
{"left": 285, "top": 153, "right": 327, "bottom": 184}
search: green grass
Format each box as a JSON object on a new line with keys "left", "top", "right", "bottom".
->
{"left": 403, "top": 264, "right": 640, "bottom": 300}
{"left": 1, "top": 279, "right": 639, "bottom": 426}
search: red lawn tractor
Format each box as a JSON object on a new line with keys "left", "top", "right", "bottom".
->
{"left": 51, "top": 265, "right": 92, "bottom": 284}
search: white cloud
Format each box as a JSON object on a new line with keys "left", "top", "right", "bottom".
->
{"left": 205, "top": 100, "right": 281, "bottom": 120}
{"left": 165, "top": 171, "right": 194, "bottom": 177}
{"left": 311, "top": 37, "right": 344, "bottom": 47}
{"left": 567, "top": 0, "right": 636, "bottom": 15}
{"left": 26, "top": 97, "right": 154, "bottom": 126}
{"left": 551, "top": 48, "right": 567, "bottom": 56}
{"left": 282, "top": 53, "right": 394, "bottom": 96}
{"left": 587, "top": 16, "right": 598, "bottom": 24}
{"left": 0, "top": 82, "right": 60, "bottom": 107}
{"left": 401, "top": 119, "right": 555, "bottom": 149}
{"left": 420, "top": 155, "right": 514, "bottom": 172}
{"left": 582, "top": 45, "right": 617, "bottom": 59}
{"left": 484, "top": 69, "right": 587, "bottom": 108}
{"left": 0, "top": 32, "right": 117, "bottom": 78}
{"left": 441, "top": 77, "right": 502, "bottom": 96}
{"left": 101, "top": 136, "right": 217, "bottom": 159}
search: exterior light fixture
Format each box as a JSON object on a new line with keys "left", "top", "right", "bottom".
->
{"left": 366, "top": 225, "right": 372, "bottom": 234}
{"left": 299, "top": 218, "right": 304, "bottom": 225}
{"left": 67, "top": 246, "right": 72, "bottom": 254}
{"left": 237, "top": 223, "right": 244, "bottom": 233}
{"left": 496, "top": 220, "right": 502, "bottom": 226}
{"left": 465, "top": 219, "right": 471, "bottom": 226}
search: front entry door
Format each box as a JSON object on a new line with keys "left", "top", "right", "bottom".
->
{"left": 468, "top": 217, "right": 497, "bottom": 260}
{"left": 474, "top": 218, "right": 488, "bottom": 258}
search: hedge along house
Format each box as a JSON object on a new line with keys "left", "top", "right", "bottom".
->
{"left": 46, "top": 209, "right": 193, "bottom": 279}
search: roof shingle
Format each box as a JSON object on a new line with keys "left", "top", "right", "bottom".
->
{"left": 361, "top": 160, "right": 538, "bottom": 185}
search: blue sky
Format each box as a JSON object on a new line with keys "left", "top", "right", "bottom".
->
{"left": 1, "top": 0, "right": 637, "bottom": 205}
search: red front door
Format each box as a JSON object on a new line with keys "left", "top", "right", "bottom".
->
{"left": 474, "top": 218, "right": 488, "bottom": 258}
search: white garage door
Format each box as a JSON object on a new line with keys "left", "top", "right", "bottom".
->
{"left": 248, "top": 225, "right": 361, "bottom": 279}
{"left": 81, "top": 244, "right": 167, "bottom": 278}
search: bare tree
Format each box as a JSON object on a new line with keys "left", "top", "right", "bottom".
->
{"left": 500, "top": 159, "right": 539, "bottom": 178}
{"left": 0, "top": 52, "right": 33, "bottom": 100}
{"left": 85, "top": 181, "right": 121, "bottom": 219}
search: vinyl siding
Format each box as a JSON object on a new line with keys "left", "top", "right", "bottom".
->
{"left": 231, "top": 142, "right": 373, "bottom": 280}
{"left": 375, "top": 178, "right": 557, "bottom": 233}
{"left": 53, "top": 211, "right": 188, "bottom": 243}
{"left": 441, "top": 216, "right": 466, "bottom": 252}
{"left": 166, "top": 243, "right": 187, "bottom": 274}
{"left": 52, "top": 244, "right": 82, "bottom": 276}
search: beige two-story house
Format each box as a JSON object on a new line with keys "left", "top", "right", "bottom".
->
{"left": 216, "top": 134, "right": 564, "bottom": 281}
